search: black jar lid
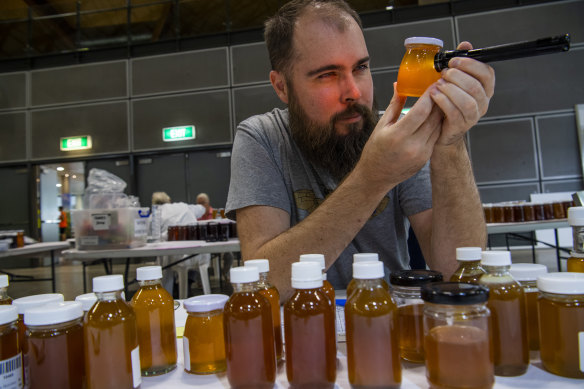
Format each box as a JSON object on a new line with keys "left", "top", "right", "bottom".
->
{"left": 421, "top": 282, "right": 489, "bottom": 305}
{"left": 389, "top": 269, "right": 443, "bottom": 287}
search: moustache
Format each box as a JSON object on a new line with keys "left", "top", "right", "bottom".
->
{"left": 331, "top": 104, "right": 371, "bottom": 124}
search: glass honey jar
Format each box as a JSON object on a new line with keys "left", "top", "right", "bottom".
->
{"left": 346, "top": 253, "right": 390, "bottom": 299}
{"left": 396, "top": 37, "right": 443, "bottom": 97}
{"left": 224, "top": 267, "right": 276, "bottom": 388}
{"left": 567, "top": 206, "right": 584, "bottom": 272}
{"left": 284, "top": 261, "right": 336, "bottom": 388}
{"left": 131, "top": 266, "right": 177, "bottom": 376}
{"left": 537, "top": 272, "right": 584, "bottom": 379}
{"left": 390, "top": 269, "right": 443, "bottom": 363}
{"left": 299, "top": 254, "right": 335, "bottom": 304}
{"left": 449, "top": 247, "right": 485, "bottom": 284}
{"left": 0, "top": 275, "right": 12, "bottom": 305}
{"left": 422, "top": 282, "right": 493, "bottom": 389}
{"left": 243, "top": 259, "right": 282, "bottom": 361}
{"left": 183, "top": 294, "right": 228, "bottom": 375}
{"left": 345, "top": 261, "right": 400, "bottom": 388}
{"left": 0, "top": 305, "right": 22, "bottom": 389}
{"left": 24, "top": 301, "right": 85, "bottom": 389}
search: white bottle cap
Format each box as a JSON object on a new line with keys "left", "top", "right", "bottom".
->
{"left": 0, "top": 305, "right": 18, "bottom": 325}
{"left": 92, "top": 275, "right": 124, "bottom": 293}
{"left": 537, "top": 272, "right": 584, "bottom": 294}
{"left": 568, "top": 206, "right": 584, "bottom": 226}
{"left": 184, "top": 294, "right": 229, "bottom": 313}
{"left": 0, "top": 274, "right": 8, "bottom": 288}
{"left": 291, "top": 262, "right": 323, "bottom": 289}
{"left": 509, "top": 263, "right": 548, "bottom": 281}
{"left": 353, "top": 261, "right": 384, "bottom": 279}
{"left": 299, "top": 254, "right": 325, "bottom": 269}
{"left": 136, "top": 266, "right": 163, "bottom": 281}
{"left": 75, "top": 293, "right": 98, "bottom": 312}
{"left": 353, "top": 253, "right": 379, "bottom": 263}
{"left": 229, "top": 266, "right": 259, "bottom": 284}
{"left": 456, "top": 247, "right": 482, "bottom": 261}
{"left": 481, "top": 251, "right": 511, "bottom": 267}
{"left": 24, "top": 301, "right": 83, "bottom": 326}
{"left": 404, "top": 37, "right": 443, "bottom": 47}
{"left": 244, "top": 259, "right": 270, "bottom": 273}
{"left": 12, "top": 293, "right": 65, "bottom": 315}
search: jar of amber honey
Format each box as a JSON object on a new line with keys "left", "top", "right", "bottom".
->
{"left": 450, "top": 247, "right": 485, "bottom": 284}
{"left": 567, "top": 207, "right": 584, "bottom": 272}
{"left": 183, "top": 294, "right": 228, "bottom": 374}
{"left": 346, "top": 253, "right": 390, "bottom": 298}
{"left": 0, "top": 305, "right": 21, "bottom": 389}
{"left": 0, "top": 275, "right": 12, "bottom": 305}
{"left": 396, "top": 37, "right": 443, "bottom": 97}
{"left": 422, "top": 282, "right": 493, "bottom": 389}
{"left": 24, "top": 301, "right": 85, "bottom": 389}
{"left": 390, "top": 269, "right": 443, "bottom": 363}
{"left": 537, "top": 272, "right": 584, "bottom": 379}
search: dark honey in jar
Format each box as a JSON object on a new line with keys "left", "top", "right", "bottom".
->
{"left": 300, "top": 254, "right": 335, "bottom": 304}
{"left": 449, "top": 247, "right": 485, "bottom": 284}
{"left": 346, "top": 253, "right": 390, "bottom": 299}
{"left": 479, "top": 251, "right": 528, "bottom": 376}
{"left": 131, "top": 266, "right": 177, "bottom": 376}
{"left": 224, "top": 267, "right": 276, "bottom": 388}
{"left": 85, "top": 275, "right": 141, "bottom": 389}
{"left": 422, "top": 283, "right": 493, "bottom": 389}
{"left": 24, "top": 302, "right": 85, "bottom": 389}
{"left": 0, "top": 275, "right": 12, "bottom": 305}
{"left": 0, "top": 305, "right": 22, "bottom": 389}
{"left": 243, "top": 259, "right": 282, "bottom": 361}
{"left": 567, "top": 252, "right": 584, "bottom": 272}
{"left": 567, "top": 207, "right": 584, "bottom": 272}
{"left": 346, "top": 262, "right": 400, "bottom": 388}
{"left": 483, "top": 204, "right": 494, "bottom": 224}
{"left": 492, "top": 204, "right": 505, "bottom": 223}
{"left": 537, "top": 272, "right": 584, "bottom": 379}
{"left": 284, "top": 262, "right": 336, "bottom": 388}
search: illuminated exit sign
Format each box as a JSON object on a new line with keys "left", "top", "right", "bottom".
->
{"left": 60, "top": 136, "right": 92, "bottom": 151}
{"left": 162, "top": 125, "right": 195, "bottom": 142}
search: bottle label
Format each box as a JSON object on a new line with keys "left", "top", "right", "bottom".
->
{"left": 579, "top": 331, "right": 584, "bottom": 373}
{"left": 134, "top": 219, "right": 148, "bottom": 237}
{"left": 131, "top": 346, "right": 141, "bottom": 388}
{"left": 183, "top": 337, "right": 190, "bottom": 371}
{"left": 0, "top": 353, "right": 23, "bottom": 389}
{"left": 91, "top": 212, "right": 112, "bottom": 231}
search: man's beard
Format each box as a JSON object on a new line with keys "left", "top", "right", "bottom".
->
{"left": 289, "top": 91, "right": 379, "bottom": 181}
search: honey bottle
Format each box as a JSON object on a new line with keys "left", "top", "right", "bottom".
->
{"left": 243, "top": 259, "right": 283, "bottom": 361}
{"left": 0, "top": 305, "right": 22, "bottom": 389}
{"left": 284, "top": 261, "right": 336, "bottom": 388}
{"left": 567, "top": 206, "right": 584, "bottom": 272}
{"left": 346, "top": 253, "right": 390, "bottom": 298}
{"left": 0, "top": 275, "right": 12, "bottom": 305}
{"left": 85, "top": 275, "right": 141, "bottom": 389}
{"left": 299, "top": 254, "right": 335, "bottom": 303}
{"left": 396, "top": 37, "right": 444, "bottom": 97}
{"left": 224, "top": 267, "right": 276, "bottom": 388}
{"left": 345, "top": 261, "right": 400, "bottom": 388}
{"left": 479, "top": 251, "right": 529, "bottom": 376}
{"left": 509, "top": 263, "right": 548, "bottom": 351}
{"left": 131, "top": 266, "right": 177, "bottom": 376}
{"left": 449, "top": 247, "right": 485, "bottom": 284}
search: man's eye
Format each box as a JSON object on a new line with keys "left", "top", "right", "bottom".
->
{"left": 318, "top": 72, "right": 335, "bottom": 79}
{"left": 356, "top": 64, "right": 369, "bottom": 72}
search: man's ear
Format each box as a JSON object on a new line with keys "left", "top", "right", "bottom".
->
{"left": 270, "top": 70, "right": 289, "bottom": 104}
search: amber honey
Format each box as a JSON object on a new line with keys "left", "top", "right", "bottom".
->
{"left": 0, "top": 306, "right": 22, "bottom": 389}
{"left": 346, "top": 278, "right": 389, "bottom": 299}
{"left": 322, "top": 279, "right": 335, "bottom": 304}
{"left": 524, "top": 290, "right": 540, "bottom": 350}
{"left": 450, "top": 260, "right": 485, "bottom": 284}
{"left": 397, "top": 303, "right": 424, "bottom": 363}
{"left": 567, "top": 255, "right": 584, "bottom": 272}
{"left": 396, "top": 38, "right": 443, "bottom": 97}
{"left": 257, "top": 286, "right": 282, "bottom": 361}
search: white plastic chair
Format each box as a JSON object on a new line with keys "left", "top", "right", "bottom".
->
{"left": 159, "top": 253, "right": 211, "bottom": 298}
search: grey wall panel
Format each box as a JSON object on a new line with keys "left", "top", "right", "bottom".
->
{"left": 364, "top": 18, "right": 454, "bottom": 70}
{"left": 478, "top": 183, "right": 540, "bottom": 203}
{"left": 187, "top": 149, "right": 231, "bottom": 208}
{"left": 0, "top": 73, "right": 26, "bottom": 110}
{"left": 30, "top": 102, "right": 129, "bottom": 159}
{"left": 0, "top": 166, "right": 30, "bottom": 233}
{"left": 469, "top": 119, "right": 538, "bottom": 183}
{"left": 372, "top": 70, "right": 399, "bottom": 109}
{"left": 537, "top": 114, "right": 581, "bottom": 179}
{"left": 31, "top": 61, "right": 127, "bottom": 106}
{"left": 231, "top": 43, "right": 271, "bottom": 86}
{"left": 132, "top": 48, "right": 229, "bottom": 96}
{"left": 136, "top": 154, "right": 187, "bottom": 207}
{"left": 542, "top": 179, "right": 584, "bottom": 193}
{"left": 0, "top": 112, "right": 26, "bottom": 162}
{"left": 232, "top": 84, "right": 286, "bottom": 127}
{"left": 132, "top": 90, "right": 232, "bottom": 151}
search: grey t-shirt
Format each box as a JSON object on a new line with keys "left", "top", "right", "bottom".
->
{"left": 226, "top": 108, "right": 432, "bottom": 289}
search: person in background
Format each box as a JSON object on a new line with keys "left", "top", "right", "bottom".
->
{"left": 58, "top": 206, "right": 67, "bottom": 241}
{"left": 196, "top": 193, "right": 215, "bottom": 220}
{"left": 226, "top": 0, "right": 494, "bottom": 301}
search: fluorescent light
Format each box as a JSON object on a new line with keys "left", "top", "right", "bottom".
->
{"left": 56, "top": 167, "right": 65, "bottom": 171}
{"left": 56, "top": 183, "right": 62, "bottom": 187}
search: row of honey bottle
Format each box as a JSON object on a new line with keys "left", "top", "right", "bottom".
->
{"left": 483, "top": 200, "right": 573, "bottom": 224}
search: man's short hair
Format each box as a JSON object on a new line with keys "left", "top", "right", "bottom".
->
{"left": 264, "top": 0, "right": 362, "bottom": 76}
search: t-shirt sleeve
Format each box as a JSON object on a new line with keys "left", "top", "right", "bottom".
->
{"left": 225, "top": 117, "right": 291, "bottom": 220}
{"left": 398, "top": 161, "right": 432, "bottom": 216}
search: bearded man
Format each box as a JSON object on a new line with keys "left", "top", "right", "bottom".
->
{"left": 226, "top": 0, "right": 495, "bottom": 300}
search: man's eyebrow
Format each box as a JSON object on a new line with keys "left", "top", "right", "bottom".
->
{"left": 306, "top": 56, "right": 370, "bottom": 77}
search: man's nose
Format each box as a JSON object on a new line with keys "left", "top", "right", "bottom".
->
{"left": 341, "top": 74, "right": 362, "bottom": 103}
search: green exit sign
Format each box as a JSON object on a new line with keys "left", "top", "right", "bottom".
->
{"left": 162, "top": 125, "right": 195, "bottom": 142}
{"left": 60, "top": 136, "right": 92, "bottom": 151}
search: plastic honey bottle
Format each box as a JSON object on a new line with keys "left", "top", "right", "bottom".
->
{"left": 449, "top": 247, "right": 485, "bottom": 284}
{"left": 396, "top": 37, "right": 444, "bottom": 97}
{"left": 299, "top": 254, "right": 335, "bottom": 303}
{"left": 346, "top": 253, "right": 390, "bottom": 298}
{"left": 479, "top": 251, "right": 529, "bottom": 377}
{"left": 0, "top": 305, "right": 22, "bottom": 389}
{"left": 131, "top": 266, "right": 177, "bottom": 376}
{"left": 567, "top": 206, "right": 584, "bottom": 272}
{"left": 284, "top": 261, "right": 336, "bottom": 388}
{"left": 345, "top": 261, "right": 401, "bottom": 388}
{"left": 243, "top": 259, "right": 283, "bottom": 361}
{"left": 223, "top": 267, "right": 276, "bottom": 388}
{"left": 85, "top": 275, "right": 141, "bottom": 389}
{"left": 0, "top": 275, "right": 12, "bottom": 305}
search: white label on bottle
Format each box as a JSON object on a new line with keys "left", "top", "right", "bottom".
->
{"left": 579, "top": 331, "right": 584, "bottom": 372}
{"left": 134, "top": 219, "right": 148, "bottom": 237}
{"left": 91, "top": 213, "right": 112, "bottom": 231}
{"left": 183, "top": 337, "right": 190, "bottom": 371}
{"left": 131, "top": 346, "right": 141, "bottom": 388}
{"left": 0, "top": 353, "right": 23, "bottom": 389}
